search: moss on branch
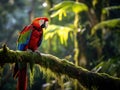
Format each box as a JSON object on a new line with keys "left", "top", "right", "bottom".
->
{"left": 0, "top": 45, "right": 120, "bottom": 90}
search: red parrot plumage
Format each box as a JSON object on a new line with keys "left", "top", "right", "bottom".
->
{"left": 13, "top": 17, "right": 48, "bottom": 90}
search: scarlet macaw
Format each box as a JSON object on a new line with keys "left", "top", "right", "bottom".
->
{"left": 13, "top": 17, "right": 48, "bottom": 90}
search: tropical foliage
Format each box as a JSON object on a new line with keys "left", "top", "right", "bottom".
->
{"left": 0, "top": 0, "right": 120, "bottom": 90}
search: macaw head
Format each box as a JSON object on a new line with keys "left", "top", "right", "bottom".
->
{"left": 32, "top": 17, "right": 49, "bottom": 29}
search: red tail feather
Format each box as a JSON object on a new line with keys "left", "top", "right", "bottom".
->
{"left": 17, "top": 66, "right": 27, "bottom": 90}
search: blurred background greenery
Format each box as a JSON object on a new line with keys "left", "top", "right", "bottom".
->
{"left": 0, "top": 0, "right": 120, "bottom": 90}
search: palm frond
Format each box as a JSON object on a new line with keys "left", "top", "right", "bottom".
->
{"left": 91, "top": 18, "right": 120, "bottom": 35}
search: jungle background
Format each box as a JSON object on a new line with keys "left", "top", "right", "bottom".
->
{"left": 0, "top": 0, "right": 120, "bottom": 90}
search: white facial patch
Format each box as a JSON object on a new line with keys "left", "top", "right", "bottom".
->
{"left": 39, "top": 20, "right": 44, "bottom": 26}
{"left": 45, "top": 21, "right": 48, "bottom": 28}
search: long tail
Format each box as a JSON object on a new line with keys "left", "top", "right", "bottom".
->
{"left": 17, "top": 65, "right": 27, "bottom": 90}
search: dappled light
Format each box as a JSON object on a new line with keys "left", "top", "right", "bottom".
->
{"left": 0, "top": 0, "right": 120, "bottom": 90}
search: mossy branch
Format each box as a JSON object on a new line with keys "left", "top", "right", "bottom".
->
{"left": 0, "top": 45, "right": 120, "bottom": 90}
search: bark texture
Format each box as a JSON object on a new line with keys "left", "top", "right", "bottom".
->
{"left": 0, "top": 45, "right": 120, "bottom": 90}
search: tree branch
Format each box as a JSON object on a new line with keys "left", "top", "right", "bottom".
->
{"left": 0, "top": 45, "right": 120, "bottom": 90}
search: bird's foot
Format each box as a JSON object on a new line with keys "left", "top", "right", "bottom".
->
{"left": 34, "top": 50, "right": 41, "bottom": 56}
{"left": 27, "top": 49, "right": 33, "bottom": 53}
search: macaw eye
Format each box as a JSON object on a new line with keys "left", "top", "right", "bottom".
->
{"left": 39, "top": 20, "right": 44, "bottom": 26}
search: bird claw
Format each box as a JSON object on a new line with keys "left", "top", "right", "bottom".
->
{"left": 27, "top": 49, "right": 33, "bottom": 53}
{"left": 34, "top": 50, "right": 41, "bottom": 56}
{"left": 26, "top": 49, "right": 41, "bottom": 56}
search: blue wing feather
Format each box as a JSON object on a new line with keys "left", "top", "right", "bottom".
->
{"left": 17, "top": 25, "right": 32, "bottom": 50}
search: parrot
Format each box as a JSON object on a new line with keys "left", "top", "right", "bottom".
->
{"left": 13, "top": 17, "right": 49, "bottom": 90}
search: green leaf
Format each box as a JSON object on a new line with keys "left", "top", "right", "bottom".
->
{"left": 50, "top": 1, "right": 88, "bottom": 20}
{"left": 72, "top": 2, "right": 88, "bottom": 13}
{"left": 91, "top": 18, "right": 120, "bottom": 35}
{"left": 44, "top": 24, "right": 73, "bottom": 45}
{"left": 102, "top": 6, "right": 120, "bottom": 14}
{"left": 50, "top": 1, "right": 74, "bottom": 11}
{"left": 93, "top": 57, "right": 120, "bottom": 76}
